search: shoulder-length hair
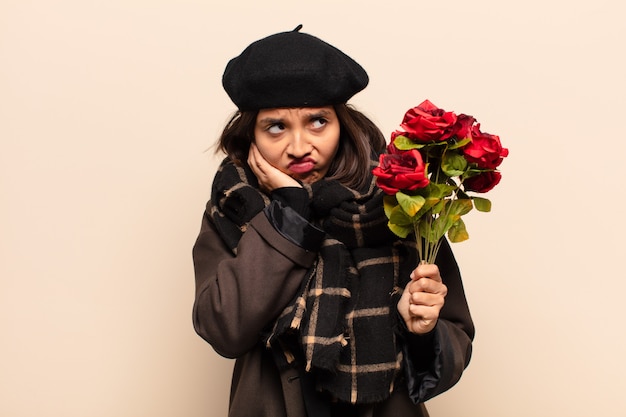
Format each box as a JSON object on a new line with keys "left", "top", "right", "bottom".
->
{"left": 216, "top": 104, "right": 386, "bottom": 190}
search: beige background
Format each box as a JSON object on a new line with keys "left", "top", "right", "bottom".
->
{"left": 2, "top": 0, "right": 625, "bottom": 416}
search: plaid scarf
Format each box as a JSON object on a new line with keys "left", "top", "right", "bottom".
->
{"left": 209, "top": 158, "right": 417, "bottom": 404}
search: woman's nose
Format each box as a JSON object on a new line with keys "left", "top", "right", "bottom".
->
{"left": 287, "top": 132, "right": 312, "bottom": 157}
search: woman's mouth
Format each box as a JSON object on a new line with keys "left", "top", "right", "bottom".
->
{"left": 288, "top": 158, "right": 315, "bottom": 174}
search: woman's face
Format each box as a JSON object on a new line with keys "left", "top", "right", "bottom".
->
{"left": 253, "top": 106, "right": 340, "bottom": 184}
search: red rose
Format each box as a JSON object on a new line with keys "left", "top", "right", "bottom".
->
{"left": 463, "top": 125, "right": 509, "bottom": 169}
{"left": 453, "top": 113, "right": 476, "bottom": 140}
{"left": 385, "top": 141, "right": 403, "bottom": 155}
{"left": 393, "top": 100, "right": 458, "bottom": 143}
{"left": 373, "top": 149, "right": 429, "bottom": 195}
{"left": 464, "top": 171, "right": 502, "bottom": 193}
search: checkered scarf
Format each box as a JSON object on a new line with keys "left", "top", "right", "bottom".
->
{"left": 209, "top": 158, "right": 417, "bottom": 404}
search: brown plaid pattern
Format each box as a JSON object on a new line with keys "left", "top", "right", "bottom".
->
{"left": 210, "top": 157, "right": 418, "bottom": 404}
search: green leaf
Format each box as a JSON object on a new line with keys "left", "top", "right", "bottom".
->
{"left": 388, "top": 205, "right": 413, "bottom": 226}
{"left": 396, "top": 191, "right": 425, "bottom": 217}
{"left": 426, "top": 182, "right": 457, "bottom": 199}
{"left": 431, "top": 199, "right": 446, "bottom": 215}
{"left": 425, "top": 141, "right": 449, "bottom": 148}
{"left": 388, "top": 221, "right": 412, "bottom": 238}
{"left": 417, "top": 217, "right": 438, "bottom": 243}
{"left": 437, "top": 213, "right": 463, "bottom": 241}
{"left": 448, "top": 218, "right": 470, "bottom": 242}
{"left": 462, "top": 167, "right": 495, "bottom": 181}
{"left": 473, "top": 197, "right": 492, "bottom": 212}
{"left": 441, "top": 151, "right": 468, "bottom": 177}
{"left": 413, "top": 197, "right": 440, "bottom": 220}
{"left": 393, "top": 135, "right": 425, "bottom": 150}
{"left": 383, "top": 195, "right": 399, "bottom": 219}
{"left": 448, "top": 198, "right": 473, "bottom": 216}
{"left": 448, "top": 137, "right": 472, "bottom": 150}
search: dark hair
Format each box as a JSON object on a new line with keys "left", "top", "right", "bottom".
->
{"left": 216, "top": 111, "right": 258, "bottom": 164}
{"left": 216, "top": 104, "right": 386, "bottom": 190}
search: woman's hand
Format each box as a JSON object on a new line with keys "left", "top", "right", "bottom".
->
{"left": 248, "top": 143, "right": 301, "bottom": 192}
{"left": 397, "top": 263, "right": 448, "bottom": 335}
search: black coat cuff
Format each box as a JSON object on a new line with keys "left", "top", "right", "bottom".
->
{"left": 270, "top": 187, "right": 310, "bottom": 219}
{"left": 263, "top": 200, "right": 325, "bottom": 252}
{"left": 395, "top": 312, "right": 437, "bottom": 372}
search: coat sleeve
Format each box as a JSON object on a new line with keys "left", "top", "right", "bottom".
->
{"left": 399, "top": 238, "right": 475, "bottom": 403}
{"left": 192, "top": 204, "right": 320, "bottom": 358}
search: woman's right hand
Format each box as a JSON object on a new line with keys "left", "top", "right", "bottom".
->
{"left": 397, "top": 263, "right": 448, "bottom": 335}
{"left": 248, "top": 143, "right": 301, "bottom": 192}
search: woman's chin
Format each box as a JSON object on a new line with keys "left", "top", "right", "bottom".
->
{"left": 291, "top": 171, "right": 321, "bottom": 184}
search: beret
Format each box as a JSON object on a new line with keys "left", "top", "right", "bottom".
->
{"left": 222, "top": 25, "right": 369, "bottom": 111}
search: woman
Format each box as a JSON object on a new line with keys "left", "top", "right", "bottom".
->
{"left": 192, "top": 26, "right": 474, "bottom": 417}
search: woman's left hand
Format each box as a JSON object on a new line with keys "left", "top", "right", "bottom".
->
{"left": 397, "top": 263, "right": 448, "bottom": 334}
{"left": 248, "top": 143, "right": 301, "bottom": 192}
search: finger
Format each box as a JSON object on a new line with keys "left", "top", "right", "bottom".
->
{"left": 396, "top": 282, "right": 413, "bottom": 324}
{"left": 410, "top": 292, "right": 445, "bottom": 309}
{"left": 248, "top": 144, "right": 263, "bottom": 169}
{"left": 410, "top": 309, "right": 441, "bottom": 332}
{"left": 408, "top": 278, "right": 447, "bottom": 296}
{"left": 247, "top": 144, "right": 259, "bottom": 171}
{"left": 408, "top": 304, "right": 441, "bottom": 323}
{"left": 408, "top": 317, "right": 437, "bottom": 335}
{"left": 410, "top": 263, "right": 442, "bottom": 282}
{"left": 248, "top": 144, "right": 271, "bottom": 184}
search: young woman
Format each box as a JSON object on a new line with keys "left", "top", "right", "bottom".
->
{"left": 192, "top": 26, "right": 474, "bottom": 417}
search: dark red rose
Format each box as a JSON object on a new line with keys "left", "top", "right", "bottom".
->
{"left": 464, "top": 171, "right": 502, "bottom": 193}
{"left": 393, "top": 100, "right": 458, "bottom": 143}
{"left": 453, "top": 113, "right": 476, "bottom": 140}
{"left": 372, "top": 149, "right": 429, "bottom": 194}
{"left": 463, "top": 125, "right": 509, "bottom": 169}
{"left": 385, "top": 141, "right": 404, "bottom": 155}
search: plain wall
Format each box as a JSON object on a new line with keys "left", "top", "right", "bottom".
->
{"left": 2, "top": 0, "right": 625, "bottom": 416}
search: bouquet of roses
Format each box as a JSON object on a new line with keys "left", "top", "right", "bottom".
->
{"left": 372, "top": 99, "right": 509, "bottom": 264}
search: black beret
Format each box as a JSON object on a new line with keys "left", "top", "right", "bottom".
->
{"left": 222, "top": 25, "right": 369, "bottom": 111}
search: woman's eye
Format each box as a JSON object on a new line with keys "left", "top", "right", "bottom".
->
{"left": 267, "top": 124, "right": 284, "bottom": 134}
{"left": 311, "top": 118, "right": 327, "bottom": 129}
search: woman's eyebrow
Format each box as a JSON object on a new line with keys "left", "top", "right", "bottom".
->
{"left": 305, "top": 109, "right": 332, "bottom": 119}
{"left": 257, "top": 117, "right": 284, "bottom": 125}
